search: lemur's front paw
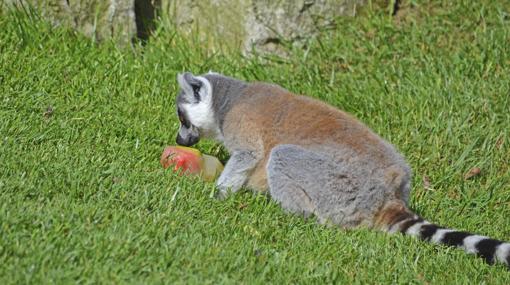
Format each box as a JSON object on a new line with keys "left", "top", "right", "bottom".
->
{"left": 215, "top": 187, "right": 230, "bottom": 200}
{"left": 215, "top": 161, "right": 250, "bottom": 199}
{"left": 215, "top": 182, "right": 238, "bottom": 200}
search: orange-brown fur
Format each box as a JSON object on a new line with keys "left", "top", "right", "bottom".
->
{"left": 373, "top": 200, "right": 414, "bottom": 231}
{"left": 223, "top": 83, "right": 403, "bottom": 194}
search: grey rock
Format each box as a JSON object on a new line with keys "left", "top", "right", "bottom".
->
{"left": 2, "top": 0, "right": 365, "bottom": 53}
{"left": 163, "top": 0, "right": 365, "bottom": 55}
{"left": 3, "top": 0, "right": 138, "bottom": 45}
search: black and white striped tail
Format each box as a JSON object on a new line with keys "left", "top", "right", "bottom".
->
{"left": 389, "top": 215, "right": 510, "bottom": 269}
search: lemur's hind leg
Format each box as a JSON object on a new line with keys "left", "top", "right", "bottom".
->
{"left": 267, "top": 144, "right": 374, "bottom": 227}
{"left": 266, "top": 145, "right": 330, "bottom": 220}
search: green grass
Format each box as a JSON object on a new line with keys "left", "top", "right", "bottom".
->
{"left": 1, "top": 1, "right": 510, "bottom": 283}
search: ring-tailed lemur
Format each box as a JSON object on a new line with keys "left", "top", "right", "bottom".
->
{"left": 174, "top": 72, "right": 510, "bottom": 269}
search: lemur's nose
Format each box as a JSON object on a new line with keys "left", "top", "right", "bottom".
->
{"left": 176, "top": 134, "right": 199, "bottom": 147}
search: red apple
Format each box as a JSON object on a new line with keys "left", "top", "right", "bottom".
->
{"left": 160, "top": 146, "right": 224, "bottom": 182}
{"left": 160, "top": 146, "right": 203, "bottom": 175}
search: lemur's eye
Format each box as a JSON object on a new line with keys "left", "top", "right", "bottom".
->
{"left": 192, "top": 85, "right": 200, "bottom": 95}
{"left": 191, "top": 83, "right": 202, "bottom": 101}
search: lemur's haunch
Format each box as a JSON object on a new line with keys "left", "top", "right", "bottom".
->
{"left": 174, "top": 72, "right": 510, "bottom": 269}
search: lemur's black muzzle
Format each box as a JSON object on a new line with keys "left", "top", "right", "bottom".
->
{"left": 176, "top": 133, "right": 199, "bottom": 147}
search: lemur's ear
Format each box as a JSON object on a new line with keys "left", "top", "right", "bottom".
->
{"left": 177, "top": 72, "right": 203, "bottom": 103}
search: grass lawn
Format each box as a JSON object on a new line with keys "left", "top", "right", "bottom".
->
{"left": 1, "top": 1, "right": 509, "bottom": 283}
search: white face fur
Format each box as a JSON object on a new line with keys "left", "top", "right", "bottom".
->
{"left": 177, "top": 74, "right": 223, "bottom": 142}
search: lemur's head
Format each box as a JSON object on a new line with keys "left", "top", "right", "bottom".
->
{"left": 175, "top": 72, "right": 219, "bottom": 147}
{"left": 175, "top": 72, "right": 247, "bottom": 146}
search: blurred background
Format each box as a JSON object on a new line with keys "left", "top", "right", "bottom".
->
{"left": 2, "top": 0, "right": 389, "bottom": 55}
